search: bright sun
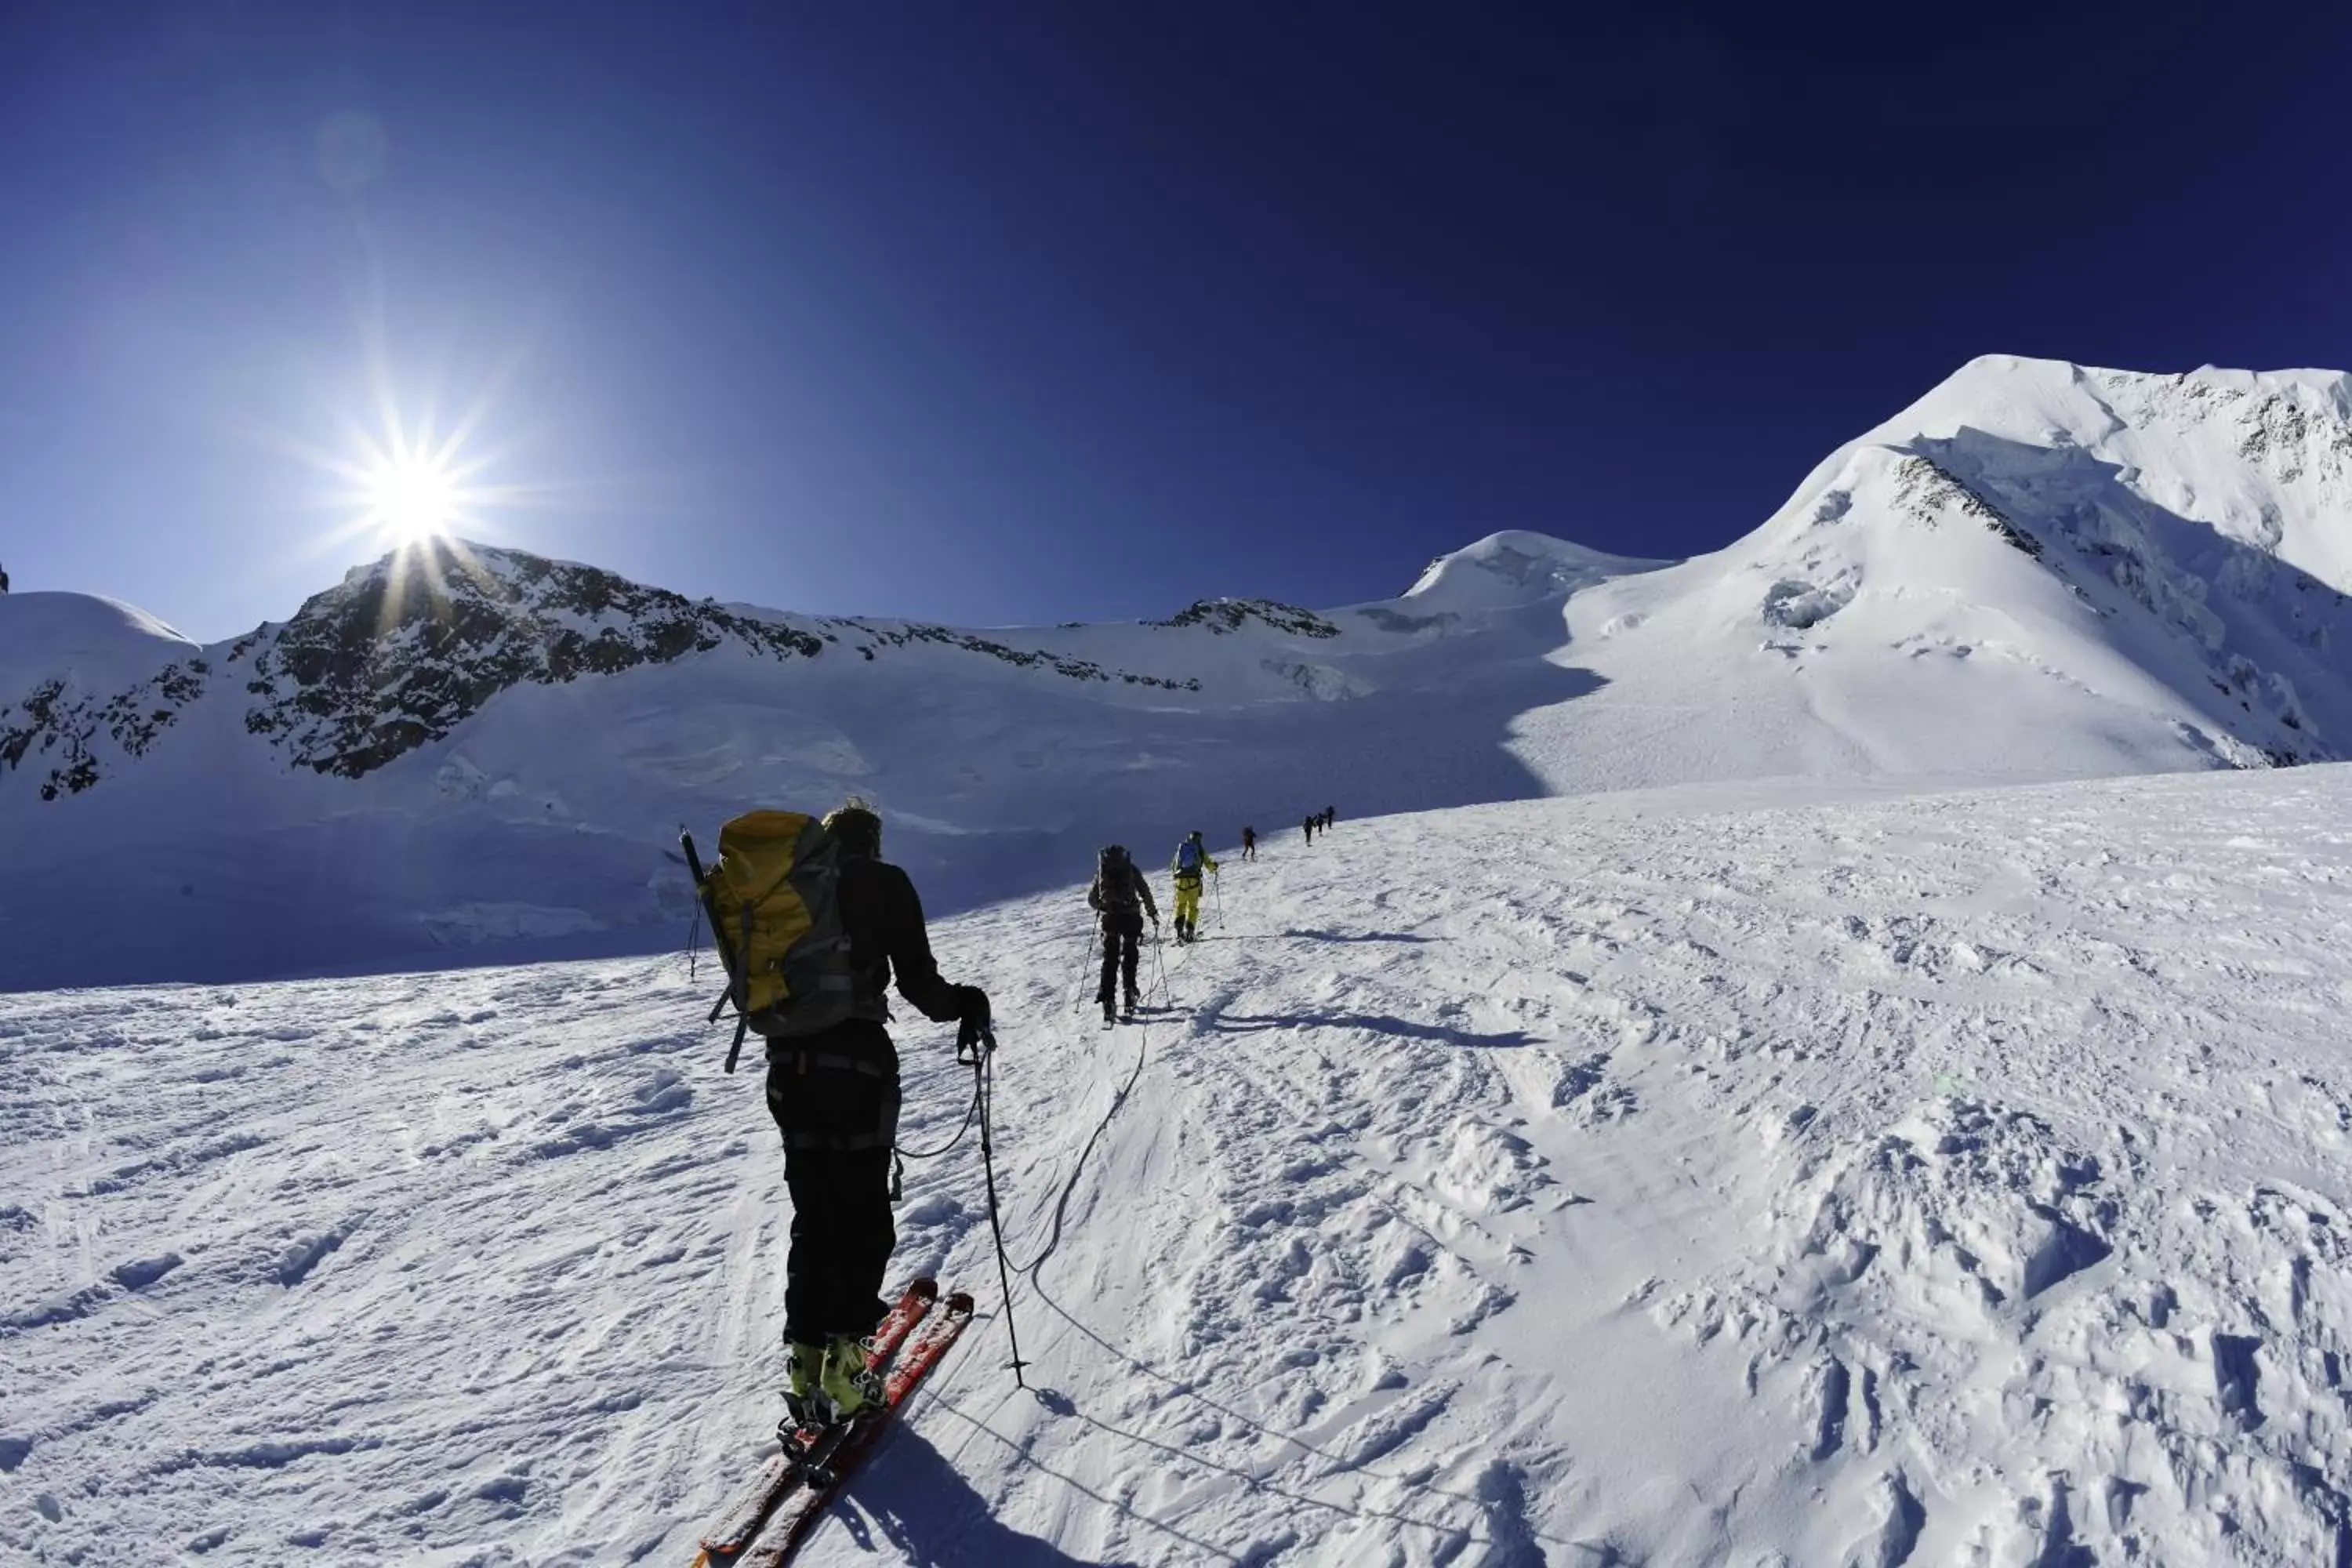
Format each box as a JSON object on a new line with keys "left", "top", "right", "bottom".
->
{"left": 365, "top": 453, "right": 459, "bottom": 545}
{"left": 298, "top": 382, "right": 527, "bottom": 563}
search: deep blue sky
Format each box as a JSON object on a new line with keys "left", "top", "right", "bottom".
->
{"left": 5, "top": 4, "right": 2350, "bottom": 641}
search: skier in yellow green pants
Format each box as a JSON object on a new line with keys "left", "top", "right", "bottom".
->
{"left": 1171, "top": 830, "right": 1218, "bottom": 943}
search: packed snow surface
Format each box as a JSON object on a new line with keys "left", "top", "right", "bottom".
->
{"left": 7, "top": 765, "right": 2351, "bottom": 1565}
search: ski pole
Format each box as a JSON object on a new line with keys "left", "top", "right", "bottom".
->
{"left": 967, "top": 1026, "right": 1028, "bottom": 1388}
{"left": 1213, "top": 869, "right": 1223, "bottom": 928}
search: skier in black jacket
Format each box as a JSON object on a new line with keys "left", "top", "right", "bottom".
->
{"left": 1087, "top": 844, "right": 1158, "bottom": 1023}
{"left": 772, "top": 800, "right": 989, "bottom": 1426}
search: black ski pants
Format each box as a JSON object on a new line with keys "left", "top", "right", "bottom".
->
{"left": 1098, "top": 910, "right": 1145, "bottom": 1004}
{"left": 766, "top": 1022, "right": 902, "bottom": 1344}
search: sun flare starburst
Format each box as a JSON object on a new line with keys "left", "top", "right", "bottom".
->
{"left": 266, "top": 359, "right": 565, "bottom": 623}
{"left": 364, "top": 450, "right": 461, "bottom": 546}
{"left": 306, "top": 405, "right": 514, "bottom": 564}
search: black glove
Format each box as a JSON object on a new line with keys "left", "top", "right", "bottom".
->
{"left": 955, "top": 986, "right": 993, "bottom": 1054}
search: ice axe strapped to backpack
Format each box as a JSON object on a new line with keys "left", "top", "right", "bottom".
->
{"left": 682, "top": 810, "right": 858, "bottom": 1073}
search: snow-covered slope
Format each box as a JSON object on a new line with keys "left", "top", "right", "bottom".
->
{"left": 6, "top": 766, "right": 2350, "bottom": 1564}
{"left": 5, "top": 358, "right": 2351, "bottom": 990}
{"left": 0, "top": 590, "right": 196, "bottom": 684}
{"left": 1860, "top": 356, "right": 2352, "bottom": 592}
{"left": 1517, "top": 359, "right": 2352, "bottom": 793}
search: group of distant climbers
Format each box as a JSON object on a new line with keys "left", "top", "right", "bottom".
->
{"left": 1, "top": 561, "right": 10, "bottom": 594}
{"left": 1087, "top": 811, "right": 1337, "bottom": 1024}
{"left": 1236, "top": 804, "right": 1335, "bottom": 859}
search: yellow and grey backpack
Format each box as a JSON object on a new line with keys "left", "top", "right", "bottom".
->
{"left": 682, "top": 810, "right": 858, "bottom": 1071}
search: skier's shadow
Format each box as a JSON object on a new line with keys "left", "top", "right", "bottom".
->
{"left": 835, "top": 1425, "right": 1134, "bottom": 1567}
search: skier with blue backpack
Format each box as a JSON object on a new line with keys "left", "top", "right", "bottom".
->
{"left": 1171, "top": 831, "right": 1218, "bottom": 944}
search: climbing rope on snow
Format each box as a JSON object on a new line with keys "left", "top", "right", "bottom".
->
{"left": 971, "top": 1030, "right": 1031, "bottom": 1387}
{"left": 1000, "top": 1007, "right": 1151, "bottom": 1287}
{"left": 895, "top": 1018, "right": 1034, "bottom": 1385}
{"left": 1067, "top": 916, "right": 1100, "bottom": 1015}
{"left": 1149, "top": 927, "right": 1173, "bottom": 1007}
{"left": 888, "top": 1067, "right": 984, "bottom": 1203}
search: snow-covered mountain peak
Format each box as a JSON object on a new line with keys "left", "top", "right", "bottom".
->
{"left": 0, "top": 590, "right": 195, "bottom": 680}
{"left": 1400, "top": 528, "right": 1667, "bottom": 611}
{"left": 233, "top": 537, "right": 828, "bottom": 779}
{"left": 1521, "top": 355, "right": 2352, "bottom": 795}
{"left": 1798, "top": 355, "right": 2352, "bottom": 593}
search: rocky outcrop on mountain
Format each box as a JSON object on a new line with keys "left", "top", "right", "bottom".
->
{"left": 0, "top": 539, "right": 1209, "bottom": 797}
{"left": 1889, "top": 456, "right": 2045, "bottom": 559}
{"left": 829, "top": 617, "right": 1200, "bottom": 688}
{"left": 1152, "top": 597, "right": 1341, "bottom": 638}
{"left": 233, "top": 544, "right": 830, "bottom": 778}
{"left": 0, "top": 658, "right": 211, "bottom": 799}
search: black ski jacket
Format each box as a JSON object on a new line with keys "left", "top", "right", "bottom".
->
{"left": 837, "top": 852, "right": 969, "bottom": 1028}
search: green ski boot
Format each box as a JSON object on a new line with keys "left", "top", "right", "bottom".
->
{"left": 820, "top": 1334, "right": 884, "bottom": 1418}
{"left": 784, "top": 1339, "right": 833, "bottom": 1431}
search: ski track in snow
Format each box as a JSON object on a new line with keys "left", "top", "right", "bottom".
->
{"left": 5, "top": 767, "right": 2352, "bottom": 1565}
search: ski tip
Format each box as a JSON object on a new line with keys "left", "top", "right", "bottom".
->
{"left": 944, "top": 1290, "right": 976, "bottom": 1316}
{"left": 908, "top": 1276, "right": 939, "bottom": 1300}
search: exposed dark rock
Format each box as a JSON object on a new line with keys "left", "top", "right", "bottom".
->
{"left": 1151, "top": 597, "right": 1341, "bottom": 639}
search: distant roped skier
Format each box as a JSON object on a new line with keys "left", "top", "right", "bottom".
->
{"left": 1087, "top": 844, "right": 1158, "bottom": 1024}
{"left": 1171, "top": 830, "right": 1218, "bottom": 943}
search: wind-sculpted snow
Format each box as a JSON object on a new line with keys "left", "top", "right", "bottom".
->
{"left": 4, "top": 767, "right": 2350, "bottom": 1564}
